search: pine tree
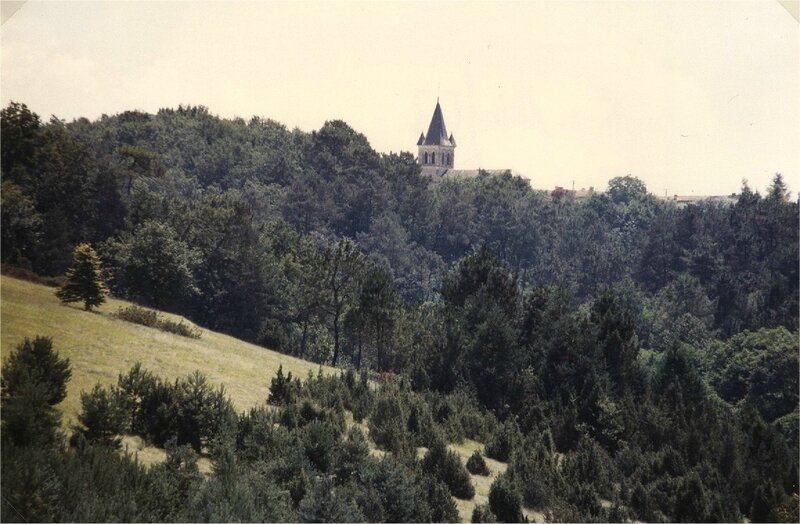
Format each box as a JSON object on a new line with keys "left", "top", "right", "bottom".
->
{"left": 1, "top": 336, "right": 72, "bottom": 447}
{"left": 56, "top": 243, "right": 108, "bottom": 311}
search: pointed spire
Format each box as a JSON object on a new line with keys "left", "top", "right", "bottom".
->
{"left": 423, "top": 101, "right": 453, "bottom": 146}
{"left": 417, "top": 132, "right": 426, "bottom": 146}
{"left": 449, "top": 133, "right": 456, "bottom": 147}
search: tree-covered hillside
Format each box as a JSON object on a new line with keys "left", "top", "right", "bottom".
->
{"left": 2, "top": 101, "right": 798, "bottom": 522}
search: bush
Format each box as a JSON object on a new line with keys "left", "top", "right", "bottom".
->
{"left": 485, "top": 418, "right": 522, "bottom": 462}
{"left": 1, "top": 336, "right": 72, "bottom": 447}
{"left": 467, "top": 450, "right": 490, "bottom": 475}
{"left": 174, "top": 371, "right": 237, "bottom": 453}
{"left": 472, "top": 504, "right": 497, "bottom": 523}
{"left": 298, "top": 477, "right": 365, "bottom": 523}
{"left": 334, "top": 427, "right": 370, "bottom": 482}
{"left": 422, "top": 439, "right": 475, "bottom": 500}
{"left": 268, "top": 365, "right": 297, "bottom": 406}
{"left": 407, "top": 396, "right": 438, "bottom": 447}
{"left": 301, "top": 420, "right": 338, "bottom": 473}
{"left": 114, "top": 305, "right": 201, "bottom": 338}
{"left": 489, "top": 473, "right": 524, "bottom": 523}
{"left": 422, "top": 474, "right": 461, "bottom": 523}
{"left": 368, "top": 392, "right": 412, "bottom": 457}
{"left": 158, "top": 318, "right": 202, "bottom": 338}
{"left": 74, "top": 384, "right": 129, "bottom": 448}
{"left": 361, "top": 455, "right": 426, "bottom": 522}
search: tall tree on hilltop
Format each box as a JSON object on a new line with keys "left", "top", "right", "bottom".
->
{"left": 56, "top": 243, "right": 109, "bottom": 311}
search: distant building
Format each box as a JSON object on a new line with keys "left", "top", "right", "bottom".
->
{"left": 660, "top": 193, "right": 739, "bottom": 208}
{"left": 551, "top": 186, "right": 596, "bottom": 200}
{"left": 549, "top": 186, "right": 738, "bottom": 207}
{"left": 417, "top": 100, "right": 509, "bottom": 181}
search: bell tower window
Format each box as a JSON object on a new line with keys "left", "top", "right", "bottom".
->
{"left": 432, "top": 152, "right": 436, "bottom": 164}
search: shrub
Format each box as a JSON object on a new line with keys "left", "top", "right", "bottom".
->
{"left": 485, "top": 418, "right": 522, "bottom": 462}
{"left": 489, "top": 473, "right": 524, "bottom": 523}
{"left": 467, "top": 450, "right": 490, "bottom": 475}
{"left": 422, "top": 474, "right": 461, "bottom": 523}
{"left": 158, "top": 318, "right": 201, "bottom": 338}
{"left": 298, "top": 476, "right": 365, "bottom": 523}
{"left": 361, "top": 456, "right": 426, "bottom": 522}
{"left": 234, "top": 406, "right": 291, "bottom": 463}
{"left": 114, "top": 305, "right": 200, "bottom": 338}
{"left": 407, "top": 396, "right": 437, "bottom": 447}
{"left": 1, "top": 336, "right": 72, "bottom": 447}
{"left": 301, "top": 420, "right": 338, "bottom": 473}
{"left": 422, "top": 439, "right": 475, "bottom": 500}
{"left": 74, "top": 384, "right": 129, "bottom": 448}
{"left": 268, "top": 365, "right": 297, "bottom": 406}
{"left": 115, "top": 305, "right": 159, "bottom": 327}
{"left": 174, "top": 371, "right": 237, "bottom": 453}
{"left": 472, "top": 504, "right": 497, "bottom": 523}
{"left": 334, "top": 427, "right": 370, "bottom": 482}
{"left": 368, "top": 392, "right": 412, "bottom": 457}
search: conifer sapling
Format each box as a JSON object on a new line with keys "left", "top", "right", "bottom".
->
{"left": 56, "top": 243, "right": 108, "bottom": 311}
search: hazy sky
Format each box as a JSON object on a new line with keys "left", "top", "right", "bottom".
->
{"left": 2, "top": 1, "right": 798, "bottom": 195}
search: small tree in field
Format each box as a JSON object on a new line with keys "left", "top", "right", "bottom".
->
{"left": 56, "top": 243, "right": 108, "bottom": 311}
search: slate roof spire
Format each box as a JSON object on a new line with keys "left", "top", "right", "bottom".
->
{"left": 423, "top": 101, "right": 454, "bottom": 146}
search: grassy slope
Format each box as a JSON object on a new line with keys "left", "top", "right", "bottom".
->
{"left": 1, "top": 275, "right": 543, "bottom": 523}
{"left": 0, "top": 275, "right": 335, "bottom": 426}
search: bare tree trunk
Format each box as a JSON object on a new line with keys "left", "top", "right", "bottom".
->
{"left": 332, "top": 307, "right": 341, "bottom": 366}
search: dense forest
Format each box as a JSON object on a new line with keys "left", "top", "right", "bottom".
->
{"left": 1, "top": 101, "right": 798, "bottom": 522}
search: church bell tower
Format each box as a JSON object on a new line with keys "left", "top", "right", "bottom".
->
{"left": 417, "top": 99, "right": 456, "bottom": 177}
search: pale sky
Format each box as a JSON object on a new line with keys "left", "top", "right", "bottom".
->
{"left": 1, "top": 0, "right": 798, "bottom": 196}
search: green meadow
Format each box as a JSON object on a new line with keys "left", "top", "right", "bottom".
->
{"left": 0, "top": 275, "right": 334, "bottom": 427}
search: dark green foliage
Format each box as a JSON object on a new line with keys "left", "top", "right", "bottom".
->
{"left": 472, "top": 504, "right": 497, "bottom": 523}
{"left": 708, "top": 328, "right": 799, "bottom": 422}
{"left": 407, "top": 395, "right": 438, "bottom": 446}
{"left": 268, "top": 365, "right": 297, "bottom": 406}
{"left": 74, "top": 384, "right": 129, "bottom": 448}
{"left": 422, "top": 438, "right": 475, "bottom": 499}
{"left": 420, "top": 473, "right": 462, "bottom": 523}
{"left": 1, "top": 336, "right": 71, "bottom": 406}
{"left": 508, "top": 434, "right": 562, "bottom": 510}
{"left": 56, "top": 243, "right": 108, "bottom": 310}
{"left": 489, "top": 473, "right": 524, "bottom": 523}
{"left": 102, "top": 220, "right": 200, "bottom": 309}
{"left": 301, "top": 420, "right": 338, "bottom": 473}
{"left": 368, "top": 390, "right": 413, "bottom": 457}
{"left": 334, "top": 427, "right": 370, "bottom": 482}
{"left": 174, "top": 371, "right": 237, "bottom": 453}
{"left": 114, "top": 365, "right": 237, "bottom": 452}
{"left": 360, "top": 456, "right": 427, "bottom": 522}
{"left": 1, "top": 336, "right": 71, "bottom": 447}
{"left": 117, "top": 363, "right": 176, "bottom": 445}
{"left": 674, "top": 471, "right": 710, "bottom": 522}
{"left": 2, "top": 101, "right": 799, "bottom": 524}
{"left": 298, "top": 476, "right": 365, "bottom": 522}
{"left": 467, "top": 450, "right": 490, "bottom": 475}
{"left": 485, "top": 418, "right": 522, "bottom": 462}
{"left": 234, "top": 406, "right": 291, "bottom": 463}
